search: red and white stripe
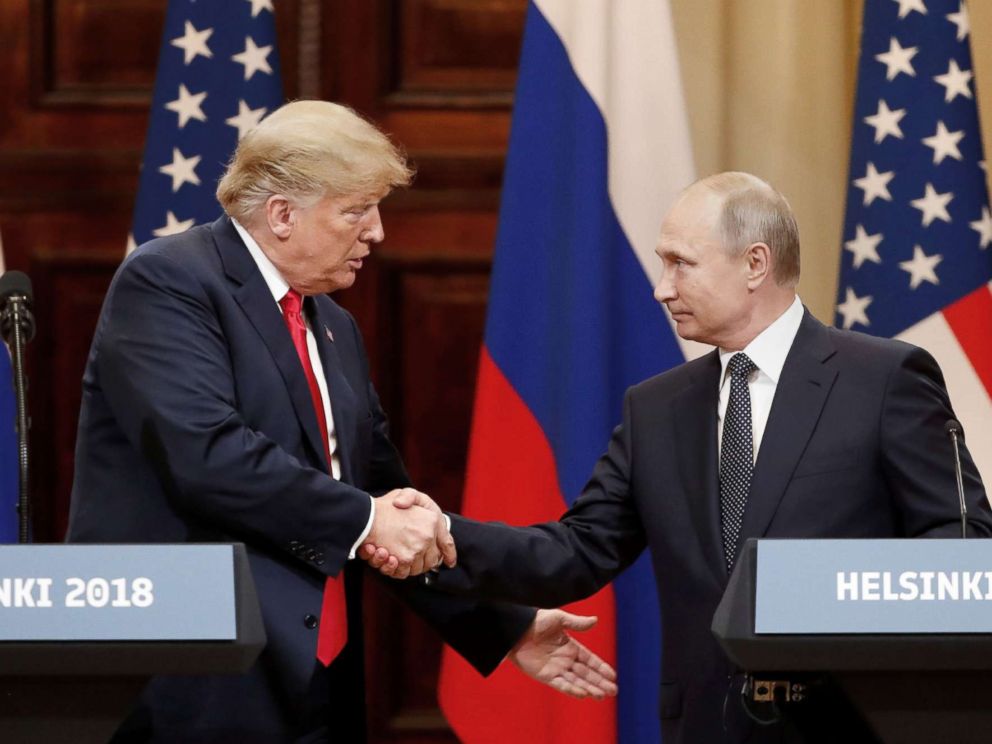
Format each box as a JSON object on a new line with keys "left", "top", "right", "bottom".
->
{"left": 897, "top": 282, "right": 992, "bottom": 485}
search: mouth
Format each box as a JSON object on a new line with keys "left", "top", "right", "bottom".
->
{"left": 347, "top": 255, "right": 367, "bottom": 270}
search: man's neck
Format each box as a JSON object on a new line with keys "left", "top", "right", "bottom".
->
{"left": 719, "top": 291, "right": 798, "bottom": 351}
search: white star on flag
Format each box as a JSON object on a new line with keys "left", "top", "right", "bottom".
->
{"left": 892, "top": 0, "right": 927, "bottom": 19}
{"left": 226, "top": 100, "right": 268, "bottom": 140}
{"left": 875, "top": 37, "right": 918, "bottom": 81}
{"left": 934, "top": 59, "right": 973, "bottom": 102}
{"left": 158, "top": 148, "right": 202, "bottom": 192}
{"left": 921, "top": 121, "right": 964, "bottom": 165}
{"left": 170, "top": 21, "right": 213, "bottom": 65}
{"left": 899, "top": 245, "right": 942, "bottom": 289}
{"left": 247, "top": 0, "right": 274, "bottom": 17}
{"left": 837, "top": 287, "right": 872, "bottom": 329}
{"left": 947, "top": 3, "right": 969, "bottom": 41}
{"left": 232, "top": 37, "right": 273, "bottom": 81}
{"left": 153, "top": 211, "right": 196, "bottom": 237}
{"left": 910, "top": 183, "right": 953, "bottom": 227}
{"left": 845, "top": 225, "right": 883, "bottom": 269}
{"left": 165, "top": 84, "right": 208, "bottom": 128}
{"left": 853, "top": 162, "right": 895, "bottom": 205}
{"left": 970, "top": 206, "right": 992, "bottom": 249}
{"left": 864, "top": 99, "right": 905, "bottom": 143}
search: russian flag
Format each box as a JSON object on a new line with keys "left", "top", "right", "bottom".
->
{"left": 0, "top": 231, "right": 18, "bottom": 542}
{"left": 438, "top": 1, "right": 698, "bottom": 742}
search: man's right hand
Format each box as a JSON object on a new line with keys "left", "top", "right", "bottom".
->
{"left": 365, "top": 489, "right": 455, "bottom": 579}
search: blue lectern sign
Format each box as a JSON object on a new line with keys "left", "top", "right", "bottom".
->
{"left": 0, "top": 544, "right": 237, "bottom": 640}
{"left": 755, "top": 539, "right": 992, "bottom": 634}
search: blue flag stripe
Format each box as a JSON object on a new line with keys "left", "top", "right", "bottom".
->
{"left": 485, "top": 5, "right": 687, "bottom": 741}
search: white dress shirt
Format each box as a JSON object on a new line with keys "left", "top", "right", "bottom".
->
{"left": 717, "top": 295, "right": 805, "bottom": 463}
{"left": 233, "top": 220, "right": 374, "bottom": 556}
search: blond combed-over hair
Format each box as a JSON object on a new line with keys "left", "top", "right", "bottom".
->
{"left": 216, "top": 100, "right": 414, "bottom": 222}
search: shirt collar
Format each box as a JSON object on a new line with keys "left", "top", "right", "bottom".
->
{"left": 232, "top": 218, "right": 291, "bottom": 304}
{"left": 718, "top": 295, "right": 804, "bottom": 385}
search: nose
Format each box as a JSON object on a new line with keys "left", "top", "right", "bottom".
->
{"left": 654, "top": 268, "right": 676, "bottom": 304}
{"left": 362, "top": 206, "right": 385, "bottom": 244}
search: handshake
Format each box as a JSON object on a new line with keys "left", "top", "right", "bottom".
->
{"left": 360, "top": 488, "right": 453, "bottom": 578}
{"left": 359, "top": 488, "right": 619, "bottom": 701}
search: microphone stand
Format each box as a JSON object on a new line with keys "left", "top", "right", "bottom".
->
{"left": 945, "top": 420, "right": 968, "bottom": 540}
{"left": 11, "top": 301, "right": 29, "bottom": 544}
{"left": 2, "top": 291, "right": 32, "bottom": 543}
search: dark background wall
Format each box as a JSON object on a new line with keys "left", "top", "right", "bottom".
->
{"left": 0, "top": 1, "right": 526, "bottom": 740}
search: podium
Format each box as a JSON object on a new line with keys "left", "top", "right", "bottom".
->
{"left": 0, "top": 543, "right": 266, "bottom": 743}
{"left": 712, "top": 538, "right": 992, "bottom": 744}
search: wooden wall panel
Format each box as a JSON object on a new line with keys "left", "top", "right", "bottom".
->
{"left": 46, "top": 0, "right": 163, "bottom": 97}
{"left": 0, "top": 1, "right": 524, "bottom": 741}
{"left": 396, "top": 0, "right": 525, "bottom": 97}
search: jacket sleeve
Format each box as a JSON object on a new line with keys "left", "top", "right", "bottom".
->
{"left": 431, "top": 389, "right": 648, "bottom": 607}
{"left": 95, "top": 251, "right": 372, "bottom": 574}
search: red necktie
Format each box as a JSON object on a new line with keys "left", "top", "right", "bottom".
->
{"left": 279, "top": 289, "right": 348, "bottom": 666}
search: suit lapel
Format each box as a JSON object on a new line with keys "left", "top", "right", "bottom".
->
{"left": 308, "top": 297, "right": 359, "bottom": 484}
{"left": 674, "top": 350, "right": 727, "bottom": 585}
{"left": 212, "top": 217, "right": 330, "bottom": 472}
{"left": 738, "top": 312, "right": 838, "bottom": 549}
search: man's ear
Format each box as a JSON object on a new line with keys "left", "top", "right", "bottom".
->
{"left": 745, "top": 242, "right": 772, "bottom": 290}
{"left": 265, "top": 195, "right": 294, "bottom": 239}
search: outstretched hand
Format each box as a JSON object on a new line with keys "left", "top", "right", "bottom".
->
{"left": 510, "top": 609, "right": 618, "bottom": 699}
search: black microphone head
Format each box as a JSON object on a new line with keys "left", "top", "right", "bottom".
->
{"left": 945, "top": 419, "right": 963, "bottom": 437}
{"left": 0, "top": 271, "right": 33, "bottom": 303}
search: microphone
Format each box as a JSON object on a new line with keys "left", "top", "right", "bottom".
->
{"left": 945, "top": 419, "right": 967, "bottom": 539}
{"left": 0, "top": 271, "right": 36, "bottom": 344}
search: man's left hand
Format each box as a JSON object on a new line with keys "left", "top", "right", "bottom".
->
{"left": 510, "top": 609, "right": 618, "bottom": 699}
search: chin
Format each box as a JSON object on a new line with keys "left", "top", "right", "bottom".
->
{"left": 326, "top": 273, "right": 356, "bottom": 293}
{"left": 674, "top": 322, "right": 699, "bottom": 342}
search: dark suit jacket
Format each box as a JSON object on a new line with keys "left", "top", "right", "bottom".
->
{"left": 436, "top": 310, "right": 992, "bottom": 744}
{"left": 67, "top": 216, "right": 532, "bottom": 742}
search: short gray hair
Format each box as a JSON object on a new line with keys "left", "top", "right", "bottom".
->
{"left": 695, "top": 171, "right": 801, "bottom": 286}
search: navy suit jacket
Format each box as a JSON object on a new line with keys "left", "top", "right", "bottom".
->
{"left": 68, "top": 216, "right": 532, "bottom": 741}
{"left": 435, "top": 310, "right": 992, "bottom": 744}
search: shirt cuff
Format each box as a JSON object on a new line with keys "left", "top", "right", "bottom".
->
{"left": 348, "top": 494, "right": 375, "bottom": 560}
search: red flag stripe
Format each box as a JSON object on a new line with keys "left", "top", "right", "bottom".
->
{"left": 942, "top": 284, "right": 992, "bottom": 400}
{"left": 439, "top": 348, "right": 616, "bottom": 742}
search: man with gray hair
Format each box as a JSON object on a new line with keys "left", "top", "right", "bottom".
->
{"left": 369, "top": 172, "right": 992, "bottom": 742}
{"left": 67, "top": 100, "right": 616, "bottom": 742}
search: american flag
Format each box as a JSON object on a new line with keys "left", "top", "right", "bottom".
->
{"left": 129, "top": 0, "right": 283, "bottom": 253}
{"left": 838, "top": 0, "right": 992, "bottom": 482}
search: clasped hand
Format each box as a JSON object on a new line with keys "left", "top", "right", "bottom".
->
{"left": 365, "top": 488, "right": 454, "bottom": 579}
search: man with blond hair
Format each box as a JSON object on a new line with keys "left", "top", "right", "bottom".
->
{"left": 371, "top": 172, "right": 992, "bottom": 742}
{"left": 68, "top": 101, "right": 616, "bottom": 742}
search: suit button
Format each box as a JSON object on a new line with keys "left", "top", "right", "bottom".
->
{"left": 306, "top": 549, "right": 318, "bottom": 561}
{"left": 315, "top": 556, "right": 325, "bottom": 566}
{"left": 289, "top": 540, "right": 300, "bottom": 549}
{"left": 303, "top": 614, "right": 318, "bottom": 630}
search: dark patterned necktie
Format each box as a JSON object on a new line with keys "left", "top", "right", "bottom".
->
{"left": 720, "top": 352, "right": 758, "bottom": 570}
